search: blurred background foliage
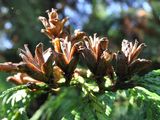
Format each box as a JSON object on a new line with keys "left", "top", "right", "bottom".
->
{"left": 0, "top": 0, "right": 160, "bottom": 119}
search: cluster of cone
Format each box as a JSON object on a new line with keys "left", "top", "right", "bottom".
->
{"left": 0, "top": 9, "right": 151, "bottom": 92}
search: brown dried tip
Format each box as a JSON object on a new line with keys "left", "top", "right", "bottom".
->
{"left": 19, "top": 43, "right": 54, "bottom": 82}
{"left": 0, "top": 62, "right": 24, "bottom": 72}
{"left": 70, "top": 30, "right": 86, "bottom": 45}
{"left": 52, "top": 37, "right": 79, "bottom": 76}
{"left": 7, "top": 73, "right": 42, "bottom": 85}
{"left": 116, "top": 39, "right": 151, "bottom": 82}
{"left": 121, "top": 39, "right": 146, "bottom": 64}
{"left": 79, "top": 34, "right": 113, "bottom": 78}
{"left": 39, "top": 8, "right": 68, "bottom": 39}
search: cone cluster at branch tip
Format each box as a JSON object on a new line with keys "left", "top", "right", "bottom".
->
{"left": 0, "top": 9, "right": 151, "bottom": 92}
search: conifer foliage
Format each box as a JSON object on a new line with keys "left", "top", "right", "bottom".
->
{"left": 0, "top": 9, "right": 160, "bottom": 120}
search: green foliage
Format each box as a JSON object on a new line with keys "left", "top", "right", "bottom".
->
{"left": 0, "top": 85, "right": 27, "bottom": 98}
{"left": 0, "top": 84, "right": 48, "bottom": 120}
{"left": 138, "top": 69, "right": 160, "bottom": 95}
{"left": 30, "top": 85, "right": 108, "bottom": 120}
{"left": 109, "top": 88, "right": 160, "bottom": 120}
{"left": 30, "top": 87, "right": 81, "bottom": 120}
{"left": 0, "top": 85, "right": 29, "bottom": 119}
{"left": 0, "top": 69, "right": 160, "bottom": 119}
{"left": 0, "top": 72, "right": 12, "bottom": 92}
